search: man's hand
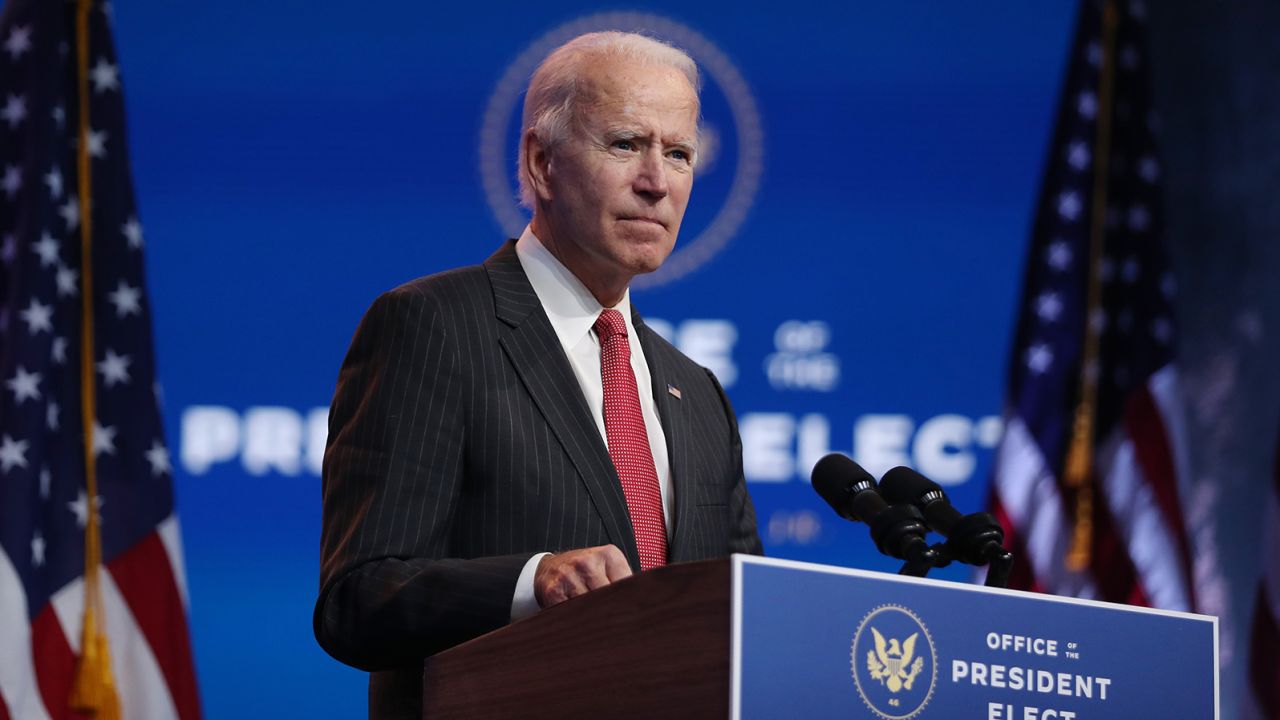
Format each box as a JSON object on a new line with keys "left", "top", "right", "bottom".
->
{"left": 534, "top": 544, "right": 632, "bottom": 608}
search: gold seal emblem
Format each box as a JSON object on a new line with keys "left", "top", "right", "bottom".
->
{"left": 851, "top": 605, "right": 936, "bottom": 719}
{"left": 867, "top": 627, "right": 925, "bottom": 693}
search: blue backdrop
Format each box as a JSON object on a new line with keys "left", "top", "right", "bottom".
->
{"left": 100, "top": 2, "right": 1078, "bottom": 716}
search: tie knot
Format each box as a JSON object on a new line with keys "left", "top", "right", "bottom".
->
{"left": 594, "top": 309, "right": 628, "bottom": 342}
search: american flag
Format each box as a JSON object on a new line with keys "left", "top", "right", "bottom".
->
{"left": 0, "top": 0, "right": 200, "bottom": 717}
{"left": 989, "top": 0, "right": 1199, "bottom": 615}
{"left": 1249, "top": 432, "right": 1279, "bottom": 718}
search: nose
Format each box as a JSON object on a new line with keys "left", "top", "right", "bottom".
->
{"left": 632, "top": 149, "right": 669, "bottom": 200}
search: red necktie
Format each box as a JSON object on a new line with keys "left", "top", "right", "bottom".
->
{"left": 594, "top": 309, "right": 668, "bottom": 570}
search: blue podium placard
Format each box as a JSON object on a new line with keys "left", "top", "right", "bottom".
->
{"left": 731, "top": 556, "right": 1217, "bottom": 720}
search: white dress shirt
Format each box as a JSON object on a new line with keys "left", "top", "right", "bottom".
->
{"left": 509, "top": 226, "right": 673, "bottom": 620}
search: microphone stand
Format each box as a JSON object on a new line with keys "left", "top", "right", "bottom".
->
{"left": 893, "top": 510, "right": 1015, "bottom": 588}
{"left": 897, "top": 542, "right": 947, "bottom": 577}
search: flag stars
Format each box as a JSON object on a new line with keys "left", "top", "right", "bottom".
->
{"left": 97, "top": 348, "right": 132, "bottom": 388}
{"left": 121, "top": 217, "right": 143, "bottom": 249}
{"left": 1138, "top": 156, "right": 1160, "bottom": 183}
{"left": 1025, "top": 343, "right": 1054, "bottom": 375}
{"left": 1066, "top": 140, "right": 1090, "bottom": 171}
{"left": 1077, "top": 91, "right": 1098, "bottom": 120}
{"left": 92, "top": 420, "right": 116, "bottom": 457}
{"left": 31, "top": 532, "right": 46, "bottom": 567}
{"left": 33, "top": 232, "right": 59, "bottom": 266}
{"left": 1085, "top": 41, "right": 1102, "bottom": 67}
{"left": 19, "top": 298, "right": 53, "bottom": 334}
{"left": 0, "top": 434, "right": 29, "bottom": 472}
{"left": 1057, "top": 191, "right": 1082, "bottom": 221}
{"left": 59, "top": 195, "right": 79, "bottom": 230}
{"left": 68, "top": 489, "right": 104, "bottom": 528}
{"left": 56, "top": 264, "right": 79, "bottom": 297}
{"left": 146, "top": 440, "right": 172, "bottom": 476}
{"left": 51, "top": 336, "right": 67, "bottom": 364}
{"left": 1127, "top": 205, "right": 1150, "bottom": 233}
{"left": 1035, "top": 292, "right": 1064, "bottom": 322}
{"left": 51, "top": 105, "right": 64, "bottom": 129}
{"left": 108, "top": 280, "right": 141, "bottom": 317}
{"left": 6, "top": 366, "right": 42, "bottom": 403}
{"left": 85, "top": 128, "right": 108, "bottom": 159}
{"left": 47, "top": 400, "right": 59, "bottom": 431}
{"left": 1, "top": 234, "right": 15, "bottom": 263}
{"left": 39, "top": 467, "right": 51, "bottom": 499}
{"left": 1090, "top": 308, "right": 1108, "bottom": 333}
{"left": 1121, "top": 257, "right": 1141, "bottom": 283}
{"left": 90, "top": 58, "right": 120, "bottom": 93}
{"left": 1046, "top": 241, "right": 1073, "bottom": 271}
{"left": 44, "top": 167, "right": 62, "bottom": 199}
{"left": 1, "top": 94, "right": 26, "bottom": 128}
{"left": 2, "top": 164, "right": 20, "bottom": 197}
{"left": 3, "top": 25, "right": 32, "bottom": 60}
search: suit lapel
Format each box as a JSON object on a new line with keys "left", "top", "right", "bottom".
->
{"left": 634, "top": 313, "right": 697, "bottom": 563}
{"left": 484, "top": 242, "right": 640, "bottom": 568}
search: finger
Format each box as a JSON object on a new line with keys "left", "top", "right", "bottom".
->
{"left": 541, "top": 573, "right": 585, "bottom": 607}
{"left": 600, "top": 545, "right": 633, "bottom": 582}
{"left": 536, "top": 555, "right": 589, "bottom": 607}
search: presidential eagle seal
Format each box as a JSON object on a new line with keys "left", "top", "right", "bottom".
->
{"left": 851, "top": 605, "right": 937, "bottom": 719}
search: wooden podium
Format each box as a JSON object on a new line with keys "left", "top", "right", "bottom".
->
{"left": 421, "top": 558, "right": 732, "bottom": 719}
{"left": 421, "top": 555, "right": 1218, "bottom": 719}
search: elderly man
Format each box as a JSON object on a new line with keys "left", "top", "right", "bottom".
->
{"left": 315, "top": 31, "right": 762, "bottom": 717}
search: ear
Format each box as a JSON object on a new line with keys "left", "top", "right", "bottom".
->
{"left": 523, "top": 129, "right": 555, "bottom": 203}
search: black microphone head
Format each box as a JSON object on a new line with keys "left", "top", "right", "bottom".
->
{"left": 811, "top": 453, "right": 878, "bottom": 520}
{"left": 880, "top": 466, "right": 944, "bottom": 506}
{"left": 882, "top": 465, "right": 963, "bottom": 537}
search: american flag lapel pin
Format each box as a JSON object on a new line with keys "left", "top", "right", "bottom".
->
{"left": 667, "top": 384, "right": 682, "bottom": 399}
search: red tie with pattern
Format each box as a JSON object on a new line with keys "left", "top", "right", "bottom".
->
{"left": 594, "top": 309, "right": 668, "bottom": 570}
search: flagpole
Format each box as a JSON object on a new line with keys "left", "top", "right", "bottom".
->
{"left": 1064, "top": 0, "right": 1119, "bottom": 572}
{"left": 68, "top": 0, "right": 121, "bottom": 716}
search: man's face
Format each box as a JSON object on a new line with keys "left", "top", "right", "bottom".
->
{"left": 534, "top": 59, "right": 699, "bottom": 300}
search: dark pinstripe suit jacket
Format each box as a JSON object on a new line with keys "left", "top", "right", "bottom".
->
{"left": 314, "top": 241, "right": 762, "bottom": 717}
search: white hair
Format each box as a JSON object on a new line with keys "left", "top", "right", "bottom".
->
{"left": 516, "top": 31, "right": 701, "bottom": 208}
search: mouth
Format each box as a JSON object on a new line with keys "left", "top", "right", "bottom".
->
{"left": 618, "top": 216, "right": 667, "bottom": 229}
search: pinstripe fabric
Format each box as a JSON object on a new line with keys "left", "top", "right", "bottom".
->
{"left": 314, "top": 241, "right": 762, "bottom": 718}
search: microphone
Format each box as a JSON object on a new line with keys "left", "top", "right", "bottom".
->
{"left": 811, "top": 454, "right": 937, "bottom": 567}
{"left": 879, "top": 465, "right": 1011, "bottom": 567}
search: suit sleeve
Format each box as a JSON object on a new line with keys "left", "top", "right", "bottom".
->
{"left": 314, "top": 286, "right": 534, "bottom": 671}
{"left": 706, "top": 368, "right": 765, "bottom": 556}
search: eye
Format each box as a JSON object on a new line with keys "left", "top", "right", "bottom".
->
{"left": 668, "top": 148, "right": 692, "bottom": 164}
{"left": 612, "top": 139, "right": 636, "bottom": 151}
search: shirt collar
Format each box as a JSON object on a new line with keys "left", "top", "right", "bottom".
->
{"left": 515, "top": 225, "right": 635, "bottom": 352}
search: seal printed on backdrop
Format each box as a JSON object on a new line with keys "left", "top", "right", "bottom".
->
{"left": 479, "top": 12, "right": 764, "bottom": 288}
{"left": 851, "top": 604, "right": 937, "bottom": 719}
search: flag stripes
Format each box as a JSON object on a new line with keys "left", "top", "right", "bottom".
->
{"left": 988, "top": 0, "right": 1196, "bottom": 621}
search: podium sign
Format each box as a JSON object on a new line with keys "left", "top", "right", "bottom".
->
{"left": 732, "top": 556, "right": 1217, "bottom": 720}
